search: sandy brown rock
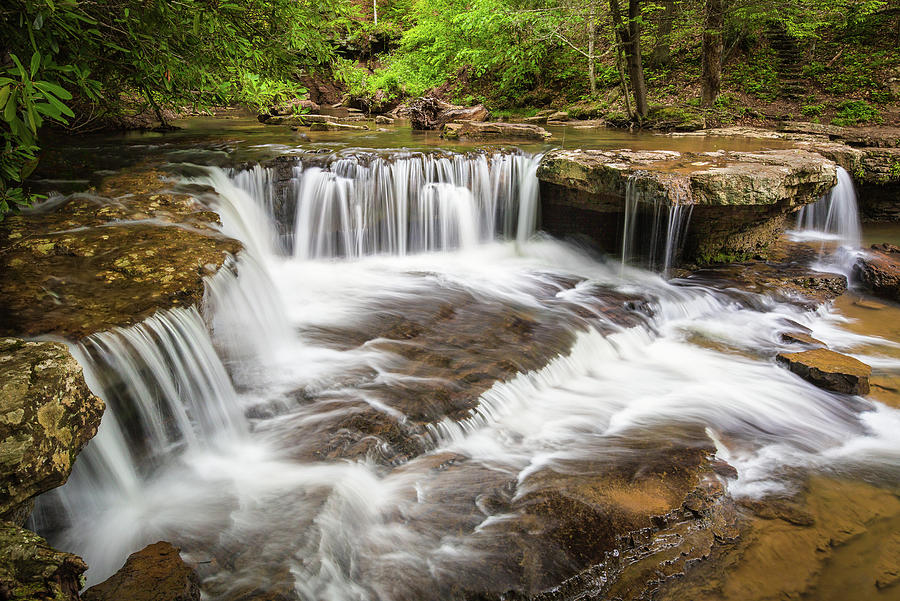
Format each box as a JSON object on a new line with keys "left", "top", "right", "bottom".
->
{"left": 82, "top": 541, "right": 200, "bottom": 601}
{"left": 441, "top": 121, "right": 552, "bottom": 141}
{"left": 0, "top": 521, "right": 87, "bottom": 601}
{"left": 776, "top": 348, "right": 871, "bottom": 395}
{"left": 0, "top": 170, "right": 242, "bottom": 339}
{"left": 0, "top": 338, "right": 104, "bottom": 520}
{"left": 854, "top": 243, "right": 900, "bottom": 302}
{"left": 308, "top": 121, "right": 369, "bottom": 131}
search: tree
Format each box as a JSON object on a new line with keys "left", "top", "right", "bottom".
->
{"left": 609, "top": 0, "right": 648, "bottom": 118}
{"left": 700, "top": 0, "right": 724, "bottom": 106}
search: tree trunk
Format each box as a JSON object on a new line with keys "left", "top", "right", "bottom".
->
{"left": 649, "top": 0, "right": 676, "bottom": 68}
{"left": 609, "top": 0, "right": 648, "bottom": 118}
{"left": 588, "top": 3, "right": 597, "bottom": 96}
{"left": 700, "top": 0, "right": 724, "bottom": 107}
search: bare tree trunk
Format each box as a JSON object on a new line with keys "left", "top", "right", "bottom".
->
{"left": 700, "top": 0, "right": 724, "bottom": 107}
{"left": 609, "top": 0, "right": 648, "bottom": 118}
{"left": 588, "top": 3, "right": 597, "bottom": 96}
{"left": 615, "top": 40, "right": 633, "bottom": 118}
{"left": 649, "top": 0, "right": 676, "bottom": 67}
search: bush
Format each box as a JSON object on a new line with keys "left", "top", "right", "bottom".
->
{"left": 831, "top": 99, "right": 882, "bottom": 126}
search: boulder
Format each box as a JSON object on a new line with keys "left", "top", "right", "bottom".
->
{"left": 308, "top": 121, "right": 369, "bottom": 132}
{"left": 407, "top": 96, "right": 489, "bottom": 130}
{"left": 441, "top": 121, "right": 552, "bottom": 142}
{"left": 0, "top": 169, "right": 242, "bottom": 339}
{"left": 81, "top": 542, "right": 200, "bottom": 601}
{"left": 537, "top": 149, "right": 838, "bottom": 264}
{"left": 776, "top": 348, "right": 871, "bottom": 395}
{"left": 261, "top": 113, "right": 366, "bottom": 126}
{"left": 548, "top": 111, "right": 570, "bottom": 122}
{"left": 374, "top": 115, "right": 394, "bottom": 125}
{"left": 0, "top": 338, "right": 104, "bottom": 521}
{"left": 854, "top": 244, "right": 900, "bottom": 302}
{"left": 0, "top": 521, "right": 87, "bottom": 601}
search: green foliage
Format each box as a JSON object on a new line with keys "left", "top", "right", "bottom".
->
{"left": 831, "top": 99, "right": 882, "bottom": 126}
{"left": 732, "top": 47, "right": 779, "bottom": 101}
{"left": 801, "top": 102, "right": 825, "bottom": 117}
{"left": 0, "top": 0, "right": 351, "bottom": 217}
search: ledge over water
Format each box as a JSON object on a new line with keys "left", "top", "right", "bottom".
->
{"left": 537, "top": 148, "right": 838, "bottom": 264}
{"left": 0, "top": 170, "right": 242, "bottom": 340}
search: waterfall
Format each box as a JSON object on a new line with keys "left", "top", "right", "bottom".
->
{"left": 288, "top": 151, "right": 542, "bottom": 259}
{"left": 620, "top": 175, "right": 693, "bottom": 275}
{"left": 620, "top": 175, "right": 640, "bottom": 267}
{"left": 795, "top": 166, "right": 862, "bottom": 249}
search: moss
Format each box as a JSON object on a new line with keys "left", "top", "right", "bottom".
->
{"left": 646, "top": 105, "right": 706, "bottom": 131}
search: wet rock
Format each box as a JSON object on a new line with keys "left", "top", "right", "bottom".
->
{"left": 308, "top": 121, "right": 369, "bottom": 132}
{"left": 548, "top": 111, "right": 570, "bottom": 122}
{"left": 0, "top": 169, "right": 242, "bottom": 339}
{"left": 875, "top": 533, "right": 900, "bottom": 590}
{"left": 82, "top": 541, "right": 199, "bottom": 601}
{"left": 374, "top": 115, "right": 394, "bottom": 125}
{"left": 780, "top": 331, "right": 826, "bottom": 348}
{"left": 680, "top": 261, "right": 847, "bottom": 307}
{"left": 853, "top": 244, "right": 900, "bottom": 302}
{"left": 407, "top": 96, "right": 489, "bottom": 130}
{"left": 261, "top": 113, "right": 365, "bottom": 126}
{"left": 776, "top": 348, "right": 871, "bottom": 395}
{"left": 0, "top": 338, "right": 104, "bottom": 521}
{"left": 441, "top": 121, "right": 552, "bottom": 142}
{"left": 538, "top": 149, "right": 837, "bottom": 265}
{"left": 0, "top": 521, "right": 87, "bottom": 601}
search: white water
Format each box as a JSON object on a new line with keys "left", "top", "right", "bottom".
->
{"left": 35, "top": 151, "right": 900, "bottom": 599}
{"left": 792, "top": 166, "right": 862, "bottom": 249}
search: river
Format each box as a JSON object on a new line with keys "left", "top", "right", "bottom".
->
{"left": 27, "top": 116, "right": 900, "bottom": 601}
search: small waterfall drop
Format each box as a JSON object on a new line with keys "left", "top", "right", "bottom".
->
{"left": 289, "top": 151, "right": 543, "bottom": 259}
{"left": 620, "top": 175, "right": 693, "bottom": 275}
{"left": 795, "top": 166, "right": 862, "bottom": 249}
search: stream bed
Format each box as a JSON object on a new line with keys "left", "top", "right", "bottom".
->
{"left": 25, "top": 118, "right": 900, "bottom": 601}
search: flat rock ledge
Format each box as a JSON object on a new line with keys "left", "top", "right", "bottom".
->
{"left": 776, "top": 348, "right": 871, "bottom": 395}
{"left": 82, "top": 541, "right": 200, "bottom": 601}
{"left": 0, "top": 169, "right": 242, "bottom": 339}
{"left": 537, "top": 149, "right": 837, "bottom": 264}
{"left": 854, "top": 243, "right": 900, "bottom": 302}
{"left": 441, "top": 120, "right": 552, "bottom": 141}
{"left": 0, "top": 338, "right": 104, "bottom": 522}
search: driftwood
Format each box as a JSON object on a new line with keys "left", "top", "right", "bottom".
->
{"left": 407, "top": 96, "right": 489, "bottom": 130}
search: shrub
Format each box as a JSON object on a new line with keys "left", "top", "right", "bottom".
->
{"left": 831, "top": 99, "right": 882, "bottom": 126}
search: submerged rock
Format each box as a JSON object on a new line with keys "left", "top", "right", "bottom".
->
{"left": 0, "top": 338, "right": 104, "bottom": 521}
{"left": 81, "top": 541, "right": 200, "bottom": 601}
{"left": 776, "top": 348, "right": 871, "bottom": 395}
{"left": 0, "top": 521, "right": 87, "bottom": 601}
{"left": 441, "top": 121, "right": 552, "bottom": 141}
{"left": 0, "top": 169, "right": 242, "bottom": 339}
{"left": 854, "top": 243, "right": 900, "bottom": 302}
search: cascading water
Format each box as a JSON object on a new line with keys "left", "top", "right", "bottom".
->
{"left": 620, "top": 175, "right": 693, "bottom": 275}
{"left": 794, "top": 166, "right": 862, "bottom": 249}
{"left": 34, "top": 146, "right": 900, "bottom": 601}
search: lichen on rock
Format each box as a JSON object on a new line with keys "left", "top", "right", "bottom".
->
{"left": 0, "top": 338, "right": 104, "bottom": 522}
{"left": 0, "top": 521, "right": 86, "bottom": 601}
{"left": 0, "top": 169, "right": 242, "bottom": 339}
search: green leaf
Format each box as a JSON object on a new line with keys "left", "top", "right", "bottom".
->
{"left": 43, "top": 93, "right": 74, "bottom": 117}
{"left": 0, "top": 86, "right": 9, "bottom": 111}
{"left": 35, "top": 81, "right": 73, "bottom": 100}
{"left": 30, "top": 52, "right": 41, "bottom": 78}
{"left": 33, "top": 13, "right": 44, "bottom": 30}
{"left": 3, "top": 89, "right": 17, "bottom": 122}
{"left": 9, "top": 54, "right": 27, "bottom": 80}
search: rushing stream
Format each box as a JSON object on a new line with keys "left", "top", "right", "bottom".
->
{"left": 30, "top": 138, "right": 900, "bottom": 600}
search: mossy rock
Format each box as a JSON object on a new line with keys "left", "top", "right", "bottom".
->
{"left": 646, "top": 105, "right": 707, "bottom": 132}
{"left": 566, "top": 100, "right": 606, "bottom": 120}
{"left": 0, "top": 521, "right": 86, "bottom": 601}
